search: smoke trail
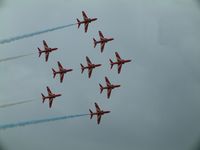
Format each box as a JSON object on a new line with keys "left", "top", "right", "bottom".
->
{"left": 0, "top": 53, "right": 35, "bottom": 63}
{"left": 0, "top": 99, "right": 36, "bottom": 108}
{"left": 0, "top": 114, "right": 88, "bottom": 130}
{"left": 0, "top": 23, "right": 77, "bottom": 44}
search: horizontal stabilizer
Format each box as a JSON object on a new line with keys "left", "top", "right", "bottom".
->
{"left": 41, "top": 93, "right": 45, "bottom": 103}
{"left": 77, "top": 19, "right": 81, "bottom": 28}
{"left": 89, "top": 109, "right": 93, "bottom": 119}
{"left": 109, "top": 59, "right": 114, "bottom": 69}
{"left": 80, "top": 64, "right": 85, "bottom": 73}
{"left": 99, "top": 84, "right": 103, "bottom": 94}
{"left": 93, "top": 38, "right": 97, "bottom": 48}
{"left": 38, "top": 48, "right": 42, "bottom": 57}
{"left": 52, "top": 68, "right": 56, "bottom": 78}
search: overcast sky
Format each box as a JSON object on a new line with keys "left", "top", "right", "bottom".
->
{"left": 0, "top": 0, "right": 200, "bottom": 150}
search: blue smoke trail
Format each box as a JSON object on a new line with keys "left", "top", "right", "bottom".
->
{"left": 0, "top": 23, "right": 77, "bottom": 44}
{"left": 0, "top": 53, "right": 35, "bottom": 63}
{"left": 0, "top": 114, "right": 88, "bottom": 130}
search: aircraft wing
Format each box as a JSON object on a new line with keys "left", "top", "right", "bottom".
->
{"left": 107, "top": 88, "right": 112, "bottom": 99}
{"left": 47, "top": 86, "right": 52, "bottom": 95}
{"left": 99, "top": 31, "right": 104, "bottom": 39}
{"left": 118, "top": 64, "right": 122, "bottom": 74}
{"left": 45, "top": 52, "right": 49, "bottom": 62}
{"left": 43, "top": 40, "right": 48, "bottom": 49}
{"left": 82, "top": 11, "right": 88, "bottom": 20}
{"left": 105, "top": 76, "right": 111, "bottom": 86}
{"left": 97, "top": 115, "right": 101, "bottom": 124}
{"left": 49, "top": 99, "right": 53, "bottom": 108}
{"left": 86, "top": 56, "right": 92, "bottom": 65}
{"left": 115, "top": 52, "right": 122, "bottom": 61}
{"left": 95, "top": 102, "right": 101, "bottom": 112}
{"left": 60, "top": 73, "right": 64, "bottom": 83}
{"left": 57, "top": 61, "right": 63, "bottom": 70}
{"left": 100, "top": 42, "right": 105, "bottom": 53}
{"left": 88, "top": 68, "right": 93, "bottom": 78}
{"left": 84, "top": 22, "right": 89, "bottom": 33}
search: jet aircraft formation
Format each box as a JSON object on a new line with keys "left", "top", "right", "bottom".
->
{"left": 37, "top": 11, "right": 131, "bottom": 124}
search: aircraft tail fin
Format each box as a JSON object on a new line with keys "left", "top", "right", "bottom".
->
{"left": 41, "top": 93, "right": 45, "bottom": 103}
{"left": 93, "top": 38, "right": 97, "bottom": 48}
{"left": 38, "top": 48, "right": 42, "bottom": 57}
{"left": 89, "top": 109, "right": 93, "bottom": 119}
{"left": 80, "top": 64, "right": 85, "bottom": 73}
{"left": 77, "top": 19, "right": 81, "bottom": 28}
{"left": 99, "top": 84, "right": 103, "bottom": 94}
{"left": 52, "top": 68, "right": 56, "bottom": 78}
{"left": 109, "top": 59, "right": 114, "bottom": 69}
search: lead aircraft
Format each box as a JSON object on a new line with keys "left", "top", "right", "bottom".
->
{"left": 77, "top": 11, "right": 97, "bottom": 33}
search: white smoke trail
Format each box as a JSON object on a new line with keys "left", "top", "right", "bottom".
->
{"left": 0, "top": 53, "right": 35, "bottom": 63}
{"left": 0, "top": 23, "right": 77, "bottom": 44}
{"left": 0, "top": 99, "right": 36, "bottom": 108}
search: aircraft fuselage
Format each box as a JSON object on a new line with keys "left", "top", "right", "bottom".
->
{"left": 113, "top": 59, "right": 132, "bottom": 65}
{"left": 103, "top": 84, "right": 121, "bottom": 90}
{"left": 46, "top": 48, "right": 58, "bottom": 52}
{"left": 56, "top": 69, "right": 73, "bottom": 74}
{"left": 92, "top": 110, "right": 111, "bottom": 116}
{"left": 84, "top": 64, "right": 102, "bottom": 69}
{"left": 44, "top": 94, "right": 61, "bottom": 100}
{"left": 40, "top": 48, "right": 57, "bottom": 54}
{"left": 96, "top": 38, "right": 114, "bottom": 44}
{"left": 80, "top": 18, "right": 97, "bottom": 24}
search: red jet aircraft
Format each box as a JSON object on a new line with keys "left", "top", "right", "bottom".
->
{"left": 99, "top": 76, "right": 120, "bottom": 99}
{"left": 52, "top": 61, "right": 73, "bottom": 83}
{"left": 38, "top": 40, "right": 58, "bottom": 62}
{"left": 89, "top": 102, "right": 110, "bottom": 124}
{"left": 93, "top": 31, "right": 114, "bottom": 53}
{"left": 80, "top": 56, "right": 101, "bottom": 78}
{"left": 41, "top": 86, "right": 61, "bottom": 108}
{"left": 110, "top": 52, "right": 132, "bottom": 74}
{"left": 77, "top": 11, "right": 97, "bottom": 33}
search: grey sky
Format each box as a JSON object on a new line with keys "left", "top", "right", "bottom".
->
{"left": 0, "top": 0, "right": 200, "bottom": 150}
